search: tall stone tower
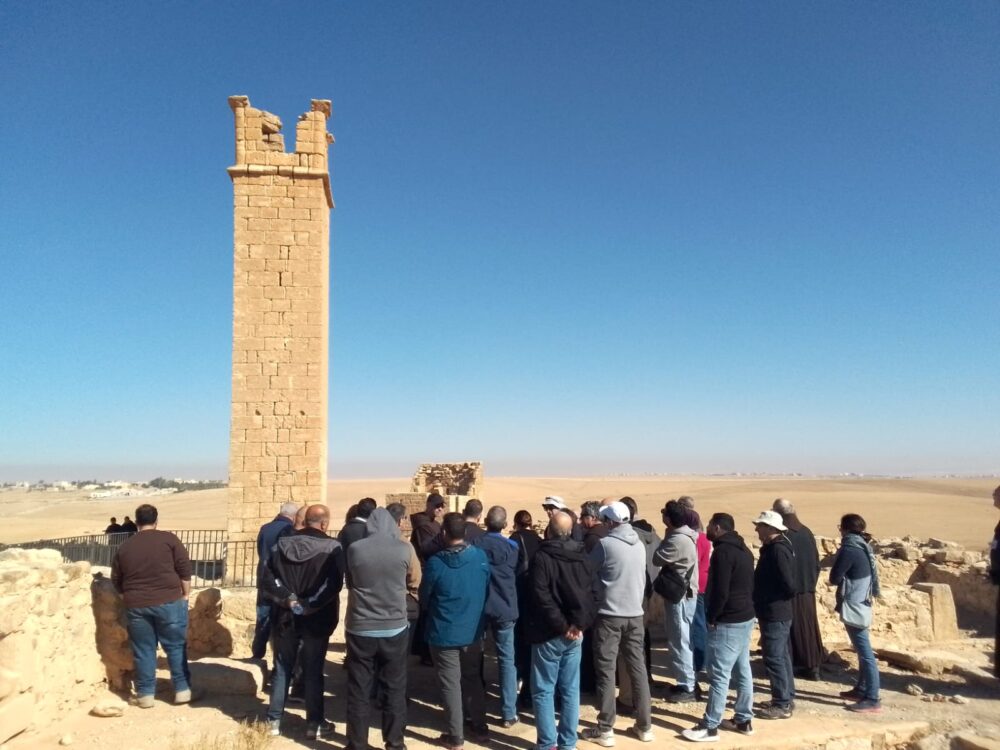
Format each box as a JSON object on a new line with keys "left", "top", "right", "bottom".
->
{"left": 226, "top": 95, "right": 333, "bottom": 551}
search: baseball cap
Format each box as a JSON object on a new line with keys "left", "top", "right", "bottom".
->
{"left": 751, "top": 510, "right": 787, "bottom": 531}
{"left": 427, "top": 494, "right": 446, "bottom": 508}
{"left": 599, "top": 501, "right": 631, "bottom": 524}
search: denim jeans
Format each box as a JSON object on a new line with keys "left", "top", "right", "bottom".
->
{"left": 531, "top": 635, "right": 581, "bottom": 750}
{"left": 845, "top": 625, "right": 880, "bottom": 702}
{"left": 489, "top": 619, "right": 518, "bottom": 721}
{"left": 126, "top": 598, "right": 191, "bottom": 697}
{"left": 702, "top": 620, "right": 754, "bottom": 729}
{"left": 252, "top": 604, "right": 272, "bottom": 661}
{"left": 759, "top": 618, "right": 795, "bottom": 707}
{"left": 691, "top": 594, "right": 707, "bottom": 674}
{"left": 664, "top": 595, "right": 697, "bottom": 690}
{"left": 267, "top": 620, "right": 331, "bottom": 724}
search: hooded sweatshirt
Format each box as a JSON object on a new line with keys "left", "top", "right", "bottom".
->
{"left": 653, "top": 525, "right": 700, "bottom": 600}
{"left": 753, "top": 533, "right": 797, "bottom": 621}
{"left": 705, "top": 530, "right": 755, "bottom": 625}
{"left": 260, "top": 527, "right": 345, "bottom": 636}
{"left": 527, "top": 537, "right": 597, "bottom": 643}
{"left": 421, "top": 542, "right": 490, "bottom": 647}
{"left": 345, "top": 508, "right": 412, "bottom": 634}
{"left": 473, "top": 531, "right": 519, "bottom": 624}
{"left": 589, "top": 523, "right": 647, "bottom": 618}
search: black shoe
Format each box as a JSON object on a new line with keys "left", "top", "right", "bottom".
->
{"left": 719, "top": 718, "right": 753, "bottom": 736}
{"left": 667, "top": 689, "right": 696, "bottom": 704}
{"left": 756, "top": 704, "right": 792, "bottom": 720}
{"left": 468, "top": 724, "right": 490, "bottom": 743}
{"left": 694, "top": 683, "right": 706, "bottom": 701}
{"left": 797, "top": 667, "right": 821, "bottom": 681}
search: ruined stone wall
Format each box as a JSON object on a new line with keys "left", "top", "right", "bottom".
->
{"left": 0, "top": 549, "right": 105, "bottom": 745}
{"left": 227, "top": 95, "right": 334, "bottom": 551}
{"left": 411, "top": 462, "right": 483, "bottom": 497}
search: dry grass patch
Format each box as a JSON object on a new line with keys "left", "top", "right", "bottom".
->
{"left": 171, "top": 720, "right": 273, "bottom": 750}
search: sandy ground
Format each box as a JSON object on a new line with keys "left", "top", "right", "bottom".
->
{"left": 2, "top": 476, "right": 997, "bottom": 549}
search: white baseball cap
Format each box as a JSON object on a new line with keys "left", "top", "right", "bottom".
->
{"left": 542, "top": 496, "right": 568, "bottom": 510}
{"left": 752, "top": 510, "right": 788, "bottom": 531}
{"left": 599, "top": 501, "right": 631, "bottom": 524}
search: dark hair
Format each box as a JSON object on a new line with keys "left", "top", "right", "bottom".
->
{"left": 345, "top": 503, "right": 359, "bottom": 522}
{"left": 662, "top": 500, "right": 687, "bottom": 528}
{"left": 485, "top": 505, "right": 507, "bottom": 532}
{"left": 580, "top": 501, "right": 601, "bottom": 520}
{"left": 442, "top": 512, "right": 467, "bottom": 541}
{"left": 513, "top": 510, "right": 533, "bottom": 529}
{"left": 356, "top": 497, "right": 377, "bottom": 519}
{"left": 619, "top": 497, "right": 638, "bottom": 521}
{"left": 463, "top": 499, "right": 483, "bottom": 518}
{"left": 135, "top": 504, "right": 158, "bottom": 526}
{"left": 709, "top": 512, "right": 734, "bottom": 533}
{"left": 386, "top": 502, "right": 406, "bottom": 523}
{"left": 427, "top": 492, "right": 445, "bottom": 509}
{"left": 840, "top": 513, "right": 867, "bottom": 535}
{"left": 109, "top": 517, "right": 116, "bottom": 523}
{"left": 686, "top": 508, "right": 703, "bottom": 532}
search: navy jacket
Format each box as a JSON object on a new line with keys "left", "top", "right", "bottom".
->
{"left": 255, "top": 514, "right": 293, "bottom": 603}
{"left": 474, "top": 532, "right": 519, "bottom": 625}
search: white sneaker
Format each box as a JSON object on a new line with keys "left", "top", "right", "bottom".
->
{"left": 174, "top": 689, "right": 191, "bottom": 704}
{"left": 267, "top": 720, "right": 281, "bottom": 737}
{"left": 580, "top": 727, "right": 615, "bottom": 747}
{"left": 628, "top": 725, "right": 654, "bottom": 742}
{"left": 681, "top": 724, "right": 719, "bottom": 743}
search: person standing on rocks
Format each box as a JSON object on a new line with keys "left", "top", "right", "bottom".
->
{"left": 751, "top": 510, "right": 798, "bottom": 720}
{"left": 110, "top": 503, "right": 192, "bottom": 708}
{"left": 582, "top": 501, "right": 655, "bottom": 746}
{"left": 773, "top": 498, "right": 825, "bottom": 680}
{"left": 830, "top": 513, "right": 882, "bottom": 713}
{"left": 344, "top": 506, "right": 413, "bottom": 750}
{"left": 681, "top": 513, "right": 756, "bottom": 742}
{"left": 252, "top": 502, "right": 298, "bottom": 671}
{"left": 992, "top": 485, "right": 1000, "bottom": 678}
{"left": 422, "top": 512, "right": 491, "bottom": 750}
{"left": 526, "top": 511, "right": 597, "bottom": 750}
{"left": 260, "top": 504, "right": 345, "bottom": 740}
{"left": 653, "top": 500, "right": 700, "bottom": 704}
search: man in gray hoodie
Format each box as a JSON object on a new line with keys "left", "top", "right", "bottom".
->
{"left": 581, "top": 502, "right": 654, "bottom": 747}
{"left": 344, "top": 507, "right": 413, "bottom": 750}
{"left": 653, "top": 499, "right": 700, "bottom": 703}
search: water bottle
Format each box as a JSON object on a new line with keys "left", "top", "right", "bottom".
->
{"left": 290, "top": 599, "right": 304, "bottom": 615}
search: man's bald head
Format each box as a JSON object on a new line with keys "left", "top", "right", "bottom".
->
{"left": 304, "top": 504, "right": 330, "bottom": 531}
{"left": 294, "top": 505, "right": 308, "bottom": 530}
{"left": 551, "top": 510, "right": 574, "bottom": 538}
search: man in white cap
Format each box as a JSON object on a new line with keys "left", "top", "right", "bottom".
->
{"left": 751, "top": 510, "right": 798, "bottom": 720}
{"left": 580, "top": 501, "right": 654, "bottom": 747}
{"left": 543, "top": 496, "right": 583, "bottom": 542}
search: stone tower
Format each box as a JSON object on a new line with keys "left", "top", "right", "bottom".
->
{"left": 226, "top": 95, "right": 334, "bottom": 552}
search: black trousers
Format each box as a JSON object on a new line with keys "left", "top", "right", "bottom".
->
{"left": 346, "top": 630, "right": 408, "bottom": 750}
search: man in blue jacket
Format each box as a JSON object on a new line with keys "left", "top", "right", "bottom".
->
{"left": 252, "top": 502, "right": 298, "bottom": 667}
{"left": 422, "top": 513, "right": 491, "bottom": 750}
{"left": 474, "top": 506, "right": 520, "bottom": 727}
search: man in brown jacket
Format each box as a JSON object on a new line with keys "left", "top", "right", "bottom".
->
{"left": 111, "top": 503, "right": 192, "bottom": 708}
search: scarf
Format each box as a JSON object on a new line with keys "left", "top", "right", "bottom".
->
{"left": 841, "top": 532, "right": 880, "bottom": 598}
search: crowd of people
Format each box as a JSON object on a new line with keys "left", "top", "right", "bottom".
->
{"left": 105, "top": 515, "right": 138, "bottom": 535}
{"left": 106, "top": 485, "right": 1000, "bottom": 749}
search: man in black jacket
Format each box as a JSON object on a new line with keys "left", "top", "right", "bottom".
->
{"left": 338, "top": 497, "right": 377, "bottom": 551}
{"left": 681, "top": 513, "right": 756, "bottom": 742}
{"left": 527, "top": 511, "right": 597, "bottom": 750}
{"left": 751, "top": 510, "right": 798, "bottom": 720}
{"left": 991, "top": 485, "right": 1000, "bottom": 678}
{"left": 261, "top": 504, "right": 345, "bottom": 740}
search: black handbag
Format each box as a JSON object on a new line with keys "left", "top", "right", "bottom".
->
{"left": 653, "top": 563, "right": 694, "bottom": 604}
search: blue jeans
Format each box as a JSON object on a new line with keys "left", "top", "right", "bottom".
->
{"left": 664, "top": 595, "right": 697, "bottom": 690}
{"left": 489, "top": 620, "right": 518, "bottom": 721}
{"left": 252, "top": 604, "right": 272, "bottom": 660}
{"left": 531, "top": 636, "right": 581, "bottom": 750}
{"left": 759, "top": 618, "right": 795, "bottom": 707}
{"left": 692, "top": 594, "right": 707, "bottom": 674}
{"left": 126, "top": 598, "right": 191, "bottom": 697}
{"left": 846, "top": 625, "right": 880, "bottom": 702}
{"left": 702, "top": 620, "right": 754, "bottom": 729}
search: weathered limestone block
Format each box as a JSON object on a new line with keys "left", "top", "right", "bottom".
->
{"left": 180, "top": 657, "right": 264, "bottom": 696}
{"left": 914, "top": 562, "right": 996, "bottom": 632}
{"left": 188, "top": 587, "right": 256, "bottom": 659}
{"left": 912, "top": 582, "right": 960, "bottom": 641}
{"left": 91, "top": 574, "right": 133, "bottom": 690}
{"left": 875, "top": 647, "right": 967, "bottom": 675}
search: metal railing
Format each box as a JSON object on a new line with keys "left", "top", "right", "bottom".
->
{"left": 0, "top": 528, "right": 341, "bottom": 589}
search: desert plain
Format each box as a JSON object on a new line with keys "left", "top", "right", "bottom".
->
{"left": 2, "top": 475, "right": 997, "bottom": 549}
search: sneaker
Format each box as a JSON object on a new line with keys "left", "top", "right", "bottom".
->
{"left": 134, "top": 694, "right": 154, "bottom": 709}
{"left": 468, "top": 724, "right": 490, "bottom": 743}
{"left": 680, "top": 724, "right": 718, "bottom": 743}
{"left": 839, "top": 688, "right": 865, "bottom": 701}
{"left": 756, "top": 703, "right": 792, "bottom": 720}
{"left": 500, "top": 717, "right": 519, "bottom": 729}
{"left": 627, "top": 725, "right": 654, "bottom": 743}
{"left": 846, "top": 700, "right": 882, "bottom": 714}
{"left": 174, "top": 689, "right": 192, "bottom": 705}
{"left": 267, "top": 720, "right": 281, "bottom": 737}
{"left": 437, "top": 733, "right": 464, "bottom": 750}
{"left": 580, "top": 727, "right": 615, "bottom": 747}
{"left": 667, "top": 689, "right": 696, "bottom": 704}
{"left": 719, "top": 718, "right": 753, "bottom": 736}
{"left": 306, "top": 720, "right": 335, "bottom": 740}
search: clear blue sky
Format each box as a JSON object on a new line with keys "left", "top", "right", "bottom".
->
{"left": 1, "top": 2, "right": 997, "bottom": 480}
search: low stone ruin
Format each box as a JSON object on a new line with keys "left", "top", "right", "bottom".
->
{"left": 411, "top": 461, "right": 483, "bottom": 497}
